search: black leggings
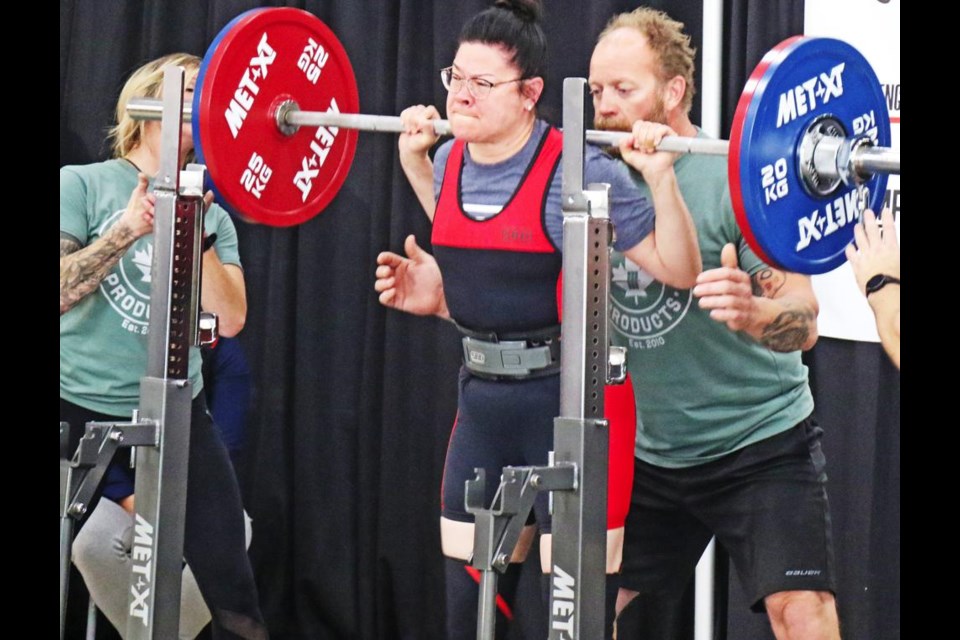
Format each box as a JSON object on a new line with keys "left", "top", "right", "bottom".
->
{"left": 61, "top": 396, "right": 267, "bottom": 639}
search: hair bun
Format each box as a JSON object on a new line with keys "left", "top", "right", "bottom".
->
{"left": 493, "top": 0, "right": 541, "bottom": 23}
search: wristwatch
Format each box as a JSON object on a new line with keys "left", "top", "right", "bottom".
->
{"left": 865, "top": 274, "right": 900, "bottom": 297}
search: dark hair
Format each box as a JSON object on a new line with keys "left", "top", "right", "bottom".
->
{"left": 458, "top": 0, "right": 546, "bottom": 80}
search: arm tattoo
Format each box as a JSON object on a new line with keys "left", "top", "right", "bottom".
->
{"left": 752, "top": 269, "right": 815, "bottom": 351}
{"left": 60, "top": 227, "right": 137, "bottom": 314}
{"left": 760, "top": 307, "right": 814, "bottom": 351}
{"left": 60, "top": 234, "right": 81, "bottom": 258}
{"left": 751, "top": 268, "right": 786, "bottom": 298}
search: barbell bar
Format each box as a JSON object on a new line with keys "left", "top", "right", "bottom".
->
{"left": 127, "top": 7, "right": 899, "bottom": 274}
{"left": 130, "top": 95, "right": 895, "bottom": 190}
{"left": 128, "top": 97, "right": 732, "bottom": 155}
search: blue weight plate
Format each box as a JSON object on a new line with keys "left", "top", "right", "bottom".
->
{"left": 729, "top": 36, "right": 890, "bottom": 274}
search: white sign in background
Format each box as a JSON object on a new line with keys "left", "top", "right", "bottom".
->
{"left": 804, "top": 0, "right": 900, "bottom": 342}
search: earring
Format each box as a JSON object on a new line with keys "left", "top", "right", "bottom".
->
{"left": 525, "top": 103, "right": 533, "bottom": 111}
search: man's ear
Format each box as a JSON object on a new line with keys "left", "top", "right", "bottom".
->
{"left": 662, "top": 75, "right": 686, "bottom": 111}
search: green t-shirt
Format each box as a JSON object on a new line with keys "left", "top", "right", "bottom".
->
{"left": 609, "top": 131, "right": 814, "bottom": 468}
{"left": 60, "top": 159, "right": 242, "bottom": 416}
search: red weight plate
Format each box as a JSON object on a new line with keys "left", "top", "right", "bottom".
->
{"left": 194, "top": 7, "right": 359, "bottom": 226}
{"left": 728, "top": 36, "right": 802, "bottom": 270}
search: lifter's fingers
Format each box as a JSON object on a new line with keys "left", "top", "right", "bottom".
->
{"left": 378, "top": 289, "right": 397, "bottom": 306}
{"left": 376, "top": 251, "right": 406, "bottom": 267}
{"left": 375, "top": 264, "right": 396, "bottom": 279}
{"left": 373, "top": 276, "right": 395, "bottom": 293}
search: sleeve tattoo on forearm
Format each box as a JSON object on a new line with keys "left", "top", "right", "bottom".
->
{"left": 60, "top": 234, "right": 81, "bottom": 258}
{"left": 60, "top": 229, "right": 136, "bottom": 313}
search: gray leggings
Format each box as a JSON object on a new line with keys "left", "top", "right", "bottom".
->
{"left": 72, "top": 498, "right": 253, "bottom": 639}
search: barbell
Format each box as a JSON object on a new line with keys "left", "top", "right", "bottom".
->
{"left": 127, "top": 7, "right": 900, "bottom": 274}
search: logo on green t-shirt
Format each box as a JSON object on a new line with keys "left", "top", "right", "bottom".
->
{"left": 98, "top": 212, "right": 152, "bottom": 335}
{"left": 609, "top": 257, "right": 692, "bottom": 348}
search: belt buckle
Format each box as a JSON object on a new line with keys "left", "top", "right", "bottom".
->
{"left": 462, "top": 336, "right": 534, "bottom": 379}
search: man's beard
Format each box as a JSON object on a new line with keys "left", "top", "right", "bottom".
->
{"left": 594, "top": 95, "right": 668, "bottom": 157}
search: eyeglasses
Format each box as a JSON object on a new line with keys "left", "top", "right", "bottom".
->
{"left": 440, "top": 66, "right": 524, "bottom": 99}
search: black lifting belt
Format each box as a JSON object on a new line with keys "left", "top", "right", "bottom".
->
{"left": 454, "top": 322, "right": 561, "bottom": 380}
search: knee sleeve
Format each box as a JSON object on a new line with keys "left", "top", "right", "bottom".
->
{"left": 72, "top": 499, "right": 132, "bottom": 569}
{"left": 72, "top": 499, "right": 134, "bottom": 635}
{"left": 71, "top": 500, "right": 250, "bottom": 640}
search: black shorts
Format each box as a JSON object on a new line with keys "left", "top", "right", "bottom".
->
{"left": 620, "top": 417, "right": 836, "bottom": 611}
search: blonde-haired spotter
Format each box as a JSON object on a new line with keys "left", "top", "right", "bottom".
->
{"left": 109, "top": 53, "right": 200, "bottom": 158}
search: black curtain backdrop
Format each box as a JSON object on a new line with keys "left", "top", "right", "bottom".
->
{"left": 60, "top": 1, "right": 899, "bottom": 638}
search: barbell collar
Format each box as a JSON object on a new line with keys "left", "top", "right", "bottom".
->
{"left": 809, "top": 135, "right": 901, "bottom": 189}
